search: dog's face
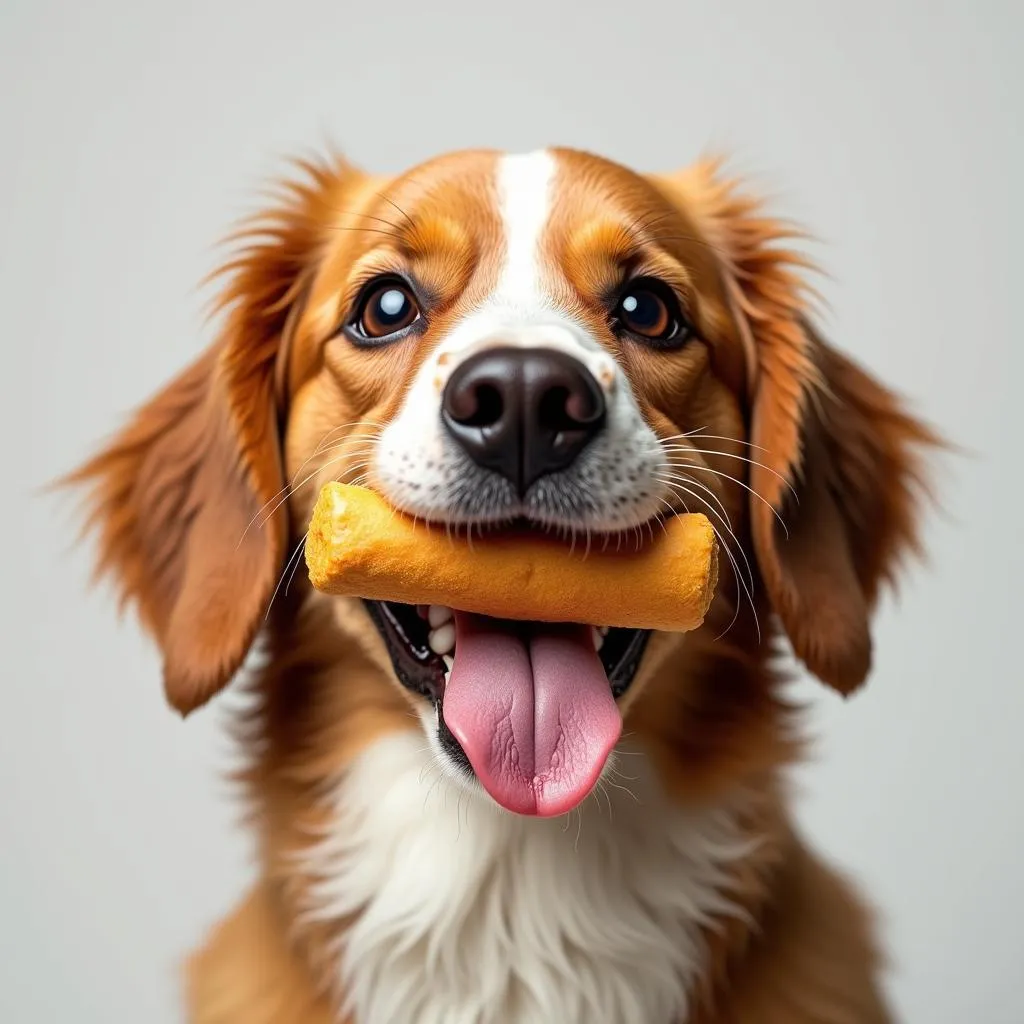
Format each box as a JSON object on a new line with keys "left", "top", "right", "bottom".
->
{"left": 285, "top": 149, "right": 755, "bottom": 813}
{"left": 284, "top": 151, "right": 743, "bottom": 531}
{"left": 72, "top": 147, "right": 934, "bottom": 813}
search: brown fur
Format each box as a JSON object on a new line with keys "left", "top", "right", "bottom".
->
{"left": 67, "top": 147, "right": 938, "bottom": 1022}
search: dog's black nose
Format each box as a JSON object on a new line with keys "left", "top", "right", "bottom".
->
{"left": 441, "top": 347, "right": 606, "bottom": 496}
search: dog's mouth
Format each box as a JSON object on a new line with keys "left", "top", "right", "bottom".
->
{"left": 364, "top": 599, "right": 650, "bottom": 817}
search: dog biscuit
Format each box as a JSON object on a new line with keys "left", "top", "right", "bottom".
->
{"left": 305, "top": 483, "right": 719, "bottom": 632}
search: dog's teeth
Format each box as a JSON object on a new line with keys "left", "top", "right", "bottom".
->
{"left": 427, "top": 605, "right": 453, "bottom": 628}
{"left": 429, "top": 622, "right": 456, "bottom": 655}
{"left": 592, "top": 626, "right": 604, "bottom": 651}
{"left": 443, "top": 654, "right": 454, "bottom": 672}
{"left": 598, "top": 625, "right": 610, "bottom": 636}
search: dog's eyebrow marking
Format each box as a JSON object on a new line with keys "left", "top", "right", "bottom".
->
{"left": 494, "top": 150, "right": 556, "bottom": 310}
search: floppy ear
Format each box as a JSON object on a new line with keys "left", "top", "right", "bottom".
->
{"left": 67, "top": 158, "right": 357, "bottom": 714}
{"left": 654, "top": 160, "right": 939, "bottom": 694}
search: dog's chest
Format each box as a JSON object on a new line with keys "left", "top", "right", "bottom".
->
{"left": 305, "top": 733, "right": 749, "bottom": 1024}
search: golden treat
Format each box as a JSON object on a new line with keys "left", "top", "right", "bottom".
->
{"left": 305, "top": 483, "right": 719, "bottom": 632}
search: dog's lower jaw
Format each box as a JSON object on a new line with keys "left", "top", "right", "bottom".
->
{"left": 294, "top": 730, "right": 757, "bottom": 1024}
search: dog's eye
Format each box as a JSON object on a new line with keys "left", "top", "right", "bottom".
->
{"left": 614, "top": 279, "right": 692, "bottom": 348}
{"left": 349, "top": 279, "right": 421, "bottom": 343}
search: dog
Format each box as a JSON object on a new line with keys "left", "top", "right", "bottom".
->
{"left": 70, "top": 147, "right": 937, "bottom": 1023}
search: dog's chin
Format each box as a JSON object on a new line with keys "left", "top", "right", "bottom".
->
{"left": 362, "top": 599, "right": 653, "bottom": 817}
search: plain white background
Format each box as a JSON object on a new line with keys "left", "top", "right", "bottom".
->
{"left": 2, "top": 1, "right": 1021, "bottom": 1020}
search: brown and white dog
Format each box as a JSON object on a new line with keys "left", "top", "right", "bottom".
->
{"left": 71, "top": 147, "right": 936, "bottom": 1023}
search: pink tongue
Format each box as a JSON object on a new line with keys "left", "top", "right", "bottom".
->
{"left": 441, "top": 612, "right": 622, "bottom": 817}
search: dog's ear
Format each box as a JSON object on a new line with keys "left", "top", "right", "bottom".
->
{"left": 747, "top": 328, "right": 939, "bottom": 693}
{"left": 652, "top": 160, "right": 940, "bottom": 694}
{"left": 66, "top": 157, "right": 361, "bottom": 714}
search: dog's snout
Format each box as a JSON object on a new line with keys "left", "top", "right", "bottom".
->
{"left": 441, "top": 346, "right": 606, "bottom": 496}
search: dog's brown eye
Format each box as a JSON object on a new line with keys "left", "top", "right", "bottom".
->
{"left": 614, "top": 280, "right": 691, "bottom": 348}
{"left": 350, "top": 279, "right": 421, "bottom": 343}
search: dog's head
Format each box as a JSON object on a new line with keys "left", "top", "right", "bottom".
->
{"left": 71, "top": 148, "right": 935, "bottom": 809}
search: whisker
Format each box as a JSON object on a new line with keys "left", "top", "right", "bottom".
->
{"left": 657, "top": 476, "right": 759, "bottom": 641}
{"left": 658, "top": 430, "right": 775, "bottom": 455}
{"left": 334, "top": 469, "right": 374, "bottom": 488}
{"left": 307, "top": 421, "right": 384, "bottom": 454}
{"left": 266, "top": 532, "right": 309, "bottom": 620}
{"left": 651, "top": 497, "right": 677, "bottom": 534}
{"left": 375, "top": 190, "right": 416, "bottom": 233}
{"left": 631, "top": 209, "right": 679, "bottom": 237}
{"left": 236, "top": 421, "right": 383, "bottom": 547}
{"left": 255, "top": 451, "right": 356, "bottom": 532}
{"left": 661, "top": 461, "right": 789, "bottom": 538}
{"left": 314, "top": 441, "right": 381, "bottom": 465}
{"left": 272, "top": 441, "right": 381, "bottom": 521}
{"left": 325, "top": 206, "right": 404, "bottom": 234}
{"left": 654, "top": 445, "right": 798, "bottom": 500}
{"left": 656, "top": 470, "right": 755, "bottom": 598}
{"left": 311, "top": 439, "right": 381, "bottom": 457}
{"left": 655, "top": 471, "right": 734, "bottom": 534}
{"left": 322, "top": 224, "right": 403, "bottom": 240}
{"left": 284, "top": 534, "right": 308, "bottom": 596}
{"left": 610, "top": 209, "right": 680, "bottom": 252}
{"left": 305, "top": 428, "right": 384, "bottom": 460}
{"left": 602, "top": 771, "right": 640, "bottom": 804}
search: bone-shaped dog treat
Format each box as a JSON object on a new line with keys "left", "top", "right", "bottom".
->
{"left": 305, "top": 483, "right": 719, "bottom": 632}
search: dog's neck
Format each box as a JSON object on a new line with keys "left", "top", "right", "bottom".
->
{"left": 298, "top": 731, "right": 761, "bottom": 1024}
{"left": 243, "top": 594, "right": 792, "bottom": 1024}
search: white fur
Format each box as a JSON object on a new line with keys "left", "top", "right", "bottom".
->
{"left": 495, "top": 150, "right": 556, "bottom": 308}
{"left": 300, "top": 731, "right": 756, "bottom": 1024}
{"left": 374, "top": 150, "right": 668, "bottom": 531}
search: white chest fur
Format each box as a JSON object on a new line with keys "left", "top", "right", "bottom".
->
{"left": 302, "top": 732, "right": 752, "bottom": 1024}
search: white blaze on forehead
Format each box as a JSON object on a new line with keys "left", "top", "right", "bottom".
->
{"left": 494, "top": 150, "right": 557, "bottom": 309}
{"left": 422, "top": 148, "right": 617, "bottom": 386}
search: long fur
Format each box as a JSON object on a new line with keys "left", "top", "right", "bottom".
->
{"left": 68, "top": 147, "right": 940, "bottom": 1023}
